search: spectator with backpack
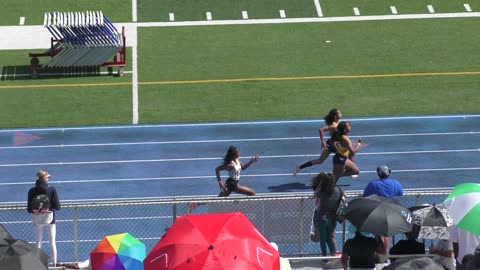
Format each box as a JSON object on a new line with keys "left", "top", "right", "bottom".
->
{"left": 27, "top": 170, "right": 61, "bottom": 267}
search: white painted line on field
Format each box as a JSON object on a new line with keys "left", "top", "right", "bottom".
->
{"left": 206, "top": 12, "right": 212, "bottom": 20}
{"left": 427, "top": 5, "right": 435, "bottom": 13}
{"left": 464, "top": 4, "right": 472, "bottom": 12}
{"left": 129, "top": 13, "right": 480, "bottom": 27}
{"left": 390, "top": 6, "right": 398, "bottom": 15}
{"left": 169, "top": 13, "right": 175, "bottom": 21}
{"left": 314, "top": 0, "right": 324, "bottom": 17}
{"left": 132, "top": 28, "right": 139, "bottom": 125}
{"left": 353, "top": 7, "right": 360, "bottom": 16}
{"left": 19, "top": 17, "right": 25, "bottom": 25}
{"left": 280, "top": 10, "right": 286, "bottom": 18}
{"left": 242, "top": 11, "right": 249, "bottom": 19}
{"left": 132, "top": 0, "right": 138, "bottom": 22}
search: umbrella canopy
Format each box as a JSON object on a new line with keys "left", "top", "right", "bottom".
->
{"left": 343, "top": 194, "right": 413, "bottom": 236}
{"left": 0, "top": 223, "right": 13, "bottom": 240}
{"left": 0, "top": 238, "right": 49, "bottom": 270}
{"left": 384, "top": 256, "right": 444, "bottom": 270}
{"left": 444, "top": 183, "right": 480, "bottom": 235}
{"left": 408, "top": 204, "right": 453, "bottom": 240}
{"left": 91, "top": 232, "right": 146, "bottom": 270}
{"left": 144, "top": 212, "right": 280, "bottom": 270}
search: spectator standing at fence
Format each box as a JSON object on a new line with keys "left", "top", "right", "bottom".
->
{"left": 363, "top": 165, "right": 403, "bottom": 198}
{"left": 312, "top": 172, "right": 344, "bottom": 256}
{"left": 27, "top": 170, "right": 61, "bottom": 267}
{"left": 341, "top": 230, "right": 384, "bottom": 270}
{"left": 294, "top": 108, "right": 342, "bottom": 176}
{"left": 216, "top": 146, "right": 259, "bottom": 197}
{"left": 331, "top": 121, "right": 362, "bottom": 183}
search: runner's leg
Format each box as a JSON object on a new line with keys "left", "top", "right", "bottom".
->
{"left": 234, "top": 184, "right": 255, "bottom": 196}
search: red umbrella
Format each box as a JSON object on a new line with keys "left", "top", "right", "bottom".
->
{"left": 144, "top": 212, "right": 280, "bottom": 270}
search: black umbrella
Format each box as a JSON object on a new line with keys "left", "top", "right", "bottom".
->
{"left": 343, "top": 194, "right": 413, "bottom": 236}
{"left": 0, "top": 238, "right": 49, "bottom": 270}
{"left": 0, "top": 223, "right": 13, "bottom": 240}
{"left": 408, "top": 204, "right": 453, "bottom": 240}
{"left": 383, "top": 256, "right": 444, "bottom": 270}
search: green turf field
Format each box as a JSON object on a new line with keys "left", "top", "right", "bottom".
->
{"left": 0, "top": 1, "right": 479, "bottom": 128}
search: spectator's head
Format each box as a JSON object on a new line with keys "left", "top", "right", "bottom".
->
{"left": 376, "top": 165, "right": 391, "bottom": 179}
{"left": 312, "top": 172, "right": 335, "bottom": 193}
{"left": 36, "top": 170, "right": 50, "bottom": 182}
{"left": 466, "top": 244, "right": 480, "bottom": 269}
{"left": 462, "top": 254, "right": 474, "bottom": 265}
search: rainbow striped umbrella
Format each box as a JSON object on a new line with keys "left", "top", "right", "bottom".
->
{"left": 91, "top": 233, "right": 146, "bottom": 270}
{"left": 444, "top": 183, "right": 480, "bottom": 235}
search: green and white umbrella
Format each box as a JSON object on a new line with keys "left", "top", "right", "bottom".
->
{"left": 444, "top": 183, "right": 480, "bottom": 235}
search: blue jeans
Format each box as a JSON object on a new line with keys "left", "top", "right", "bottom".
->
{"left": 317, "top": 215, "right": 337, "bottom": 256}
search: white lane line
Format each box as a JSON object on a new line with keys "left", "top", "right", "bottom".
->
{"left": 19, "top": 17, "right": 25, "bottom": 25}
{"left": 132, "top": 0, "right": 138, "bottom": 22}
{"left": 169, "top": 13, "right": 175, "bottom": 21}
{"left": 0, "top": 115, "right": 478, "bottom": 132}
{"left": 279, "top": 10, "right": 286, "bottom": 18}
{"left": 314, "top": 0, "right": 324, "bottom": 17}
{"left": 0, "top": 148, "right": 477, "bottom": 167}
{"left": 132, "top": 27, "right": 139, "bottom": 125}
{"left": 1, "top": 167, "right": 479, "bottom": 186}
{"left": 129, "top": 12, "right": 480, "bottom": 28}
{"left": 1, "top": 131, "right": 479, "bottom": 150}
{"left": 390, "top": 6, "right": 398, "bottom": 15}
{"left": 206, "top": 12, "right": 212, "bottom": 20}
{"left": 353, "top": 7, "right": 360, "bottom": 16}
{"left": 242, "top": 11, "right": 249, "bottom": 19}
{"left": 427, "top": 5, "right": 435, "bottom": 13}
{"left": 464, "top": 4, "right": 472, "bottom": 12}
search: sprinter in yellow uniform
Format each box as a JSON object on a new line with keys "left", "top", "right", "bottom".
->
{"left": 331, "top": 121, "right": 362, "bottom": 183}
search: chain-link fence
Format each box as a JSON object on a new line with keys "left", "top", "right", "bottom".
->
{"left": 0, "top": 189, "right": 451, "bottom": 263}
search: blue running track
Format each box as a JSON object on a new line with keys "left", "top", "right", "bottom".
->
{"left": 0, "top": 114, "right": 479, "bottom": 203}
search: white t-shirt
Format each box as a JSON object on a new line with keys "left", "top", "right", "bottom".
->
{"left": 228, "top": 160, "right": 241, "bottom": 180}
{"left": 433, "top": 240, "right": 456, "bottom": 270}
{"left": 450, "top": 226, "right": 480, "bottom": 263}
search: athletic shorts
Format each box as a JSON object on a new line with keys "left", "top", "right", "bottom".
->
{"left": 333, "top": 153, "right": 347, "bottom": 165}
{"left": 326, "top": 139, "right": 336, "bottom": 153}
{"left": 225, "top": 178, "right": 238, "bottom": 191}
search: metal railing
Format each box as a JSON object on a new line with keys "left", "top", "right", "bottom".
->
{"left": 0, "top": 189, "right": 451, "bottom": 263}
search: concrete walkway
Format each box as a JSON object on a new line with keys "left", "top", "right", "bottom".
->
{"left": 0, "top": 24, "right": 138, "bottom": 50}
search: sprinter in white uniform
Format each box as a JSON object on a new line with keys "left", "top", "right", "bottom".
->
{"left": 215, "top": 146, "right": 259, "bottom": 197}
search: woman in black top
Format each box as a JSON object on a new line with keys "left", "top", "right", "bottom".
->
{"left": 27, "top": 170, "right": 61, "bottom": 266}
